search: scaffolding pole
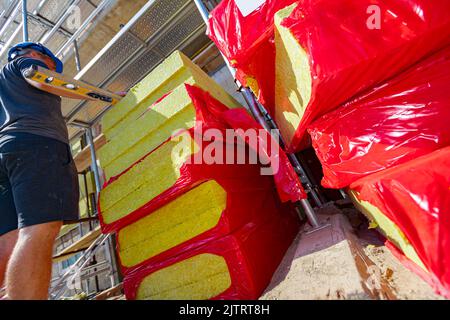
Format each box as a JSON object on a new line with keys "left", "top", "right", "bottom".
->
{"left": 73, "top": 40, "right": 82, "bottom": 72}
{"left": 86, "top": 127, "right": 102, "bottom": 199}
{"left": 193, "top": 0, "right": 323, "bottom": 228}
{"left": 21, "top": 0, "right": 28, "bottom": 41}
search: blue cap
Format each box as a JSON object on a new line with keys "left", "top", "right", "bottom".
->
{"left": 8, "top": 42, "right": 63, "bottom": 73}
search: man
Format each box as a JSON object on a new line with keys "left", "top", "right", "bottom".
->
{"left": 0, "top": 42, "right": 94, "bottom": 300}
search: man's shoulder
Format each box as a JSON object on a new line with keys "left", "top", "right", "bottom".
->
{"left": 17, "top": 57, "right": 48, "bottom": 70}
{"left": 2, "top": 58, "right": 24, "bottom": 74}
{"left": 1, "top": 59, "right": 15, "bottom": 71}
{"left": 3, "top": 57, "right": 48, "bottom": 73}
{"left": 0, "top": 60, "right": 19, "bottom": 81}
{"left": 1, "top": 58, "right": 50, "bottom": 86}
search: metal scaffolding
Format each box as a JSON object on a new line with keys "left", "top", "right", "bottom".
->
{"left": 0, "top": 0, "right": 222, "bottom": 299}
{"left": 0, "top": 0, "right": 112, "bottom": 63}
{"left": 0, "top": 0, "right": 121, "bottom": 299}
{"left": 1, "top": 0, "right": 329, "bottom": 298}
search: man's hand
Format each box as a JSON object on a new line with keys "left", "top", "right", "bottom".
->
{"left": 115, "top": 91, "right": 128, "bottom": 97}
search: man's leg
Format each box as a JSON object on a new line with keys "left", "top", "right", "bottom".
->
{"left": 0, "top": 230, "right": 18, "bottom": 291}
{"left": 5, "top": 221, "right": 62, "bottom": 300}
{"left": 0, "top": 174, "right": 19, "bottom": 293}
{"left": 4, "top": 135, "right": 79, "bottom": 300}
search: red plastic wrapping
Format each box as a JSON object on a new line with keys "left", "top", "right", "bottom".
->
{"left": 208, "top": 0, "right": 297, "bottom": 111}
{"left": 190, "top": 85, "right": 305, "bottom": 204}
{"left": 308, "top": 46, "right": 450, "bottom": 189}
{"left": 350, "top": 147, "right": 450, "bottom": 298}
{"left": 279, "top": 0, "right": 450, "bottom": 152}
{"left": 124, "top": 203, "right": 300, "bottom": 300}
{"left": 98, "top": 85, "right": 305, "bottom": 233}
{"left": 117, "top": 177, "right": 282, "bottom": 274}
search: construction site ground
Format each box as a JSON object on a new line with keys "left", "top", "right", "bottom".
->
{"left": 261, "top": 201, "right": 444, "bottom": 300}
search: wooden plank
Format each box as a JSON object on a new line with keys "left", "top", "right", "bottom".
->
{"left": 73, "top": 134, "right": 107, "bottom": 173}
{"left": 94, "top": 283, "right": 124, "bottom": 300}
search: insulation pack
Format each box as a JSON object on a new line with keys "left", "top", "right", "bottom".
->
{"left": 123, "top": 204, "right": 300, "bottom": 300}
{"left": 349, "top": 147, "right": 450, "bottom": 299}
{"left": 308, "top": 46, "right": 450, "bottom": 189}
{"left": 116, "top": 178, "right": 287, "bottom": 273}
{"left": 98, "top": 54, "right": 242, "bottom": 181}
{"left": 274, "top": 0, "right": 450, "bottom": 152}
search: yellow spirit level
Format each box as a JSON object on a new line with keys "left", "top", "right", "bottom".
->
{"left": 23, "top": 65, "right": 123, "bottom": 105}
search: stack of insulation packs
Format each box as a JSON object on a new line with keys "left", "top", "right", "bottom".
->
{"left": 308, "top": 47, "right": 450, "bottom": 297}
{"left": 208, "top": 0, "right": 450, "bottom": 152}
{"left": 96, "top": 51, "right": 303, "bottom": 300}
{"left": 209, "top": 0, "right": 450, "bottom": 297}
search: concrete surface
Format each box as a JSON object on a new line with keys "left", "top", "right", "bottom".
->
{"left": 261, "top": 203, "right": 444, "bottom": 300}
{"left": 261, "top": 213, "right": 377, "bottom": 300}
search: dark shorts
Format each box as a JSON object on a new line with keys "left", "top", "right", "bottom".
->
{"left": 0, "top": 133, "right": 79, "bottom": 236}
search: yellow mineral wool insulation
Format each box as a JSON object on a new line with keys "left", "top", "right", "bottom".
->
{"left": 245, "top": 76, "right": 260, "bottom": 99}
{"left": 349, "top": 190, "right": 427, "bottom": 272}
{"left": 79, "top": 171, "right": 96, "bottom": 197}
{"left": 135, "top": 254, "right": 231, "bottom": 300}
{"left": 99, "top": 87, "right": 197, "bottom": 180}
{"left": 99, "top": 134, "right": 198, "bottom": 226}
{"left": 79, "top": 198, "right": 89, "bottom": 219}
{"left": 118, "top": 181, "right": 227, "bottom": 268}
{"left": 102, "top": 51, "right": 241, "bottom": 140}
{"left": 78, "top": 172, "right": 95, "bottom": 218}
{"left": 274, "top": 3, "right": 312, "bottom": 146}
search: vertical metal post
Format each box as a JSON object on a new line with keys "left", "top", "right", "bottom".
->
{"left": 287, "top": 151, "right": 325, "bottom": 206}
{"left": 193, "top": 0, "right": 324, "bottom": 228}
{"left": 246, "top": 90, "right": 325, "bottom": 207}
{"left": 193, "top": 0, "right": 210, "bottom": 30}
{"left": 22, "top": 0, "right": 29, "bottom": 42}
{"left": 339, "top": 189, "right": 348, "bottom": 199}
{"left": 103, "top": 237, "right": 120, "bottom": 287}
{"left": 86, "top": 128, "right": 102, "bottom": 198}
{"left": 86, "top": 126, "right": 121, "bottom": 288}
{"left": 194, "top": 0, "right": 237, "bottom": 74}
{"left": 73, "top": 40, "right": 82, "bottom": 72}
{"left": 300, "top": 199, "right": 321, "bottom": 228}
